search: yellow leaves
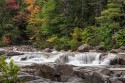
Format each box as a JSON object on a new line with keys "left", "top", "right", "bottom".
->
{"left": 26, "top": 4, "right": 33, "bottom": 11}
{"left": 26, "top": 5, "right": 40, "bottom": 14}
{"left": 24, "top": 0, "right": 41, "bottom": 28}
{"left": 23, "top": 0, "right": 34, "bottom": 4}
{"left": 31, "top": 5, "right": 40, "bottom": 14}
{"left": 24, "top": 0, "right": 40, "bottom": 14}
{"left": 28, "top": 14, "right": 42, "bottom": 28}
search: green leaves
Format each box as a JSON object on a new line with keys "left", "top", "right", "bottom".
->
{"left": 96, "top": 0, "right": 122, "bottom": 23}
{"left": 115, "top": 28, "right": 125, "bottom": 46}
{"left": 0, "top": 56, "right": 21, "bottom": 83}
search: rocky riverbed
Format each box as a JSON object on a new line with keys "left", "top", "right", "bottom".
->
{"left": 0, "top": 45, "right": 125, "bottom": 83}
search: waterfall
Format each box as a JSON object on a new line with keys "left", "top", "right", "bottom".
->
{"left": 3, "top": 48, "right": 117, "bottom": 66}
{"left": 67, "top": 52, "right": 102, "bottom": 66}
{"left": 6, "top": 51, "right": 64, "bottom": 66}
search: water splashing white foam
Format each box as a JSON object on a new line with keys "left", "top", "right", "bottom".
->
{"left": 100, "top": 53, "right": 116, "bottom": 65}
{"left": 67, "top": 52, "right": 102, "bottom": 66}
{"left": 2, "top": 47, "right": 117, "bottom": 66}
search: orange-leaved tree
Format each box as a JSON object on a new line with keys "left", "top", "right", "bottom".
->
{"left": 23, "top": 0, "right": 43, "bottom": 43}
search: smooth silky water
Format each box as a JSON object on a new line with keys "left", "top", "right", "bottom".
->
{"left": 4, "top": 48, "right": 117, "bottom": 66}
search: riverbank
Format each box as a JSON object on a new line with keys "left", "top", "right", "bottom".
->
{"left": 0, "top": 45, "right": 125, "bottom": 83}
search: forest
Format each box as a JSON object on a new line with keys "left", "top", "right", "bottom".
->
{"left": 0, "top": 0, "right": 125, "bottom": 51}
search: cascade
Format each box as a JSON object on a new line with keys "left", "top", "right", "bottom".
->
{"left": 100, "top": 53, "right": 116, "bottom": 65}
{"left": 67, "top": 53, "right": 102, "bottom": 66}
{"left": 1, "top": 48, "right": 117, "bottom": 66}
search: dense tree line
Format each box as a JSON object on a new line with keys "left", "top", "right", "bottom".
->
{"left": 0, "top": 0, "right": 125, "bottom": 50}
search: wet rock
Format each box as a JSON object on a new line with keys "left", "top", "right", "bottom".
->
{"left": 100, "top": 53, "right": 107, "bottom": 60}
{"left": 86, "top": 72, "right": 108, "bottom": 83}
{"left": 99, "top": 68, "right": 111, "bottom": 76}
{"left": 53, "top": 64, "right": 74, "bottom": 82}
{"left": 44, "top": 48, "right": 52, "bottom": 52}
{"left": 113, "top": 73, "right": 122, "bottom": 77}
{"left": 18, "top": 71, "right": 30, "bottom": 75}
{"left": 0, "top": 51, "right": 7, "bottom": 55}
{"left": 17, "top": 75, "right": 42, "bottom": 82}
{"left": 77, "top": 44, "right": 90, "bottom": 52}
{"left": 73, "top": 67, "right": 111, "bottom": 83}
{"left": 110, "top": 48, "right": 125, "bottom": 53}
{"left": 67, "top": 76, "right": 78, "bottom": 82}
{"left": 110, "top": 58, "right": 125, "bottom": 65}
{"left": 73, "top": 67, "right": 93, "bottom": 79}
{"left": 25, "top": 78, "right": 51, "bottom": 83}
{"left": 21, "top": 68, "right": 37, "bottom": 75}
{"left": 54, "top": 52, "right": 75, "bottom": 63}
{"left": 31, "top": 63, "right": 74, "bottom": 82}
{"left": 2, "top": 46, "right": 14, "bottom": 50}
{"left": 109, "top": 54, "right": 125, "bottom": 65}
{"left": 109, "top": 78, "right": 123, "bottom": 83}
{"left": 22, "top": 64, "right": 55, "bottom": 80}
{"left": 6, "top": 51, "right": 24, "bottom": 56}
{"left": 71, "top": 78, "right": 84, "bottom": 83}
{"left": 16, "top": 45, "right": 37, "bottom": 52}
{"left": 117, "top": 78, "right": 125, "bottom": 83}
{"left": 68, "top": 77, "right": 87, "bottom": 83}
{"left": 36, "top": 64, "right": 55, "bottom": 80}
{"left": 95, "top": 45, "right": 105, "bottom": 52}
{"left": 110, "top": 49, "right": 119, "bottom": 53}
{"left": 120, "top": 46, "right": 125, "bottom": 50}
{"left": 0, "top": 50, "right": 24, "bottom": 56}
{"left": 73, "top": 67, "right": 84, "bottom": 78}
{"left": 89, "top": 50, "right": 97, "bottom": 52}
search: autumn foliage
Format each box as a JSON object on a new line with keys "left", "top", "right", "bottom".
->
{"left": 7, "top": 0, "right": 19, "bottom": 9}
{"left": 0, "top": 0, "right": 125, "bottom": 51}
{"left": 24, "top": 0, "right": 40, "bottom": 14}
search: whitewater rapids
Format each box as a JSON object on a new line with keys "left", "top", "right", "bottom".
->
{"left": 4, "top": 50, "right": 116, "bottom": 66}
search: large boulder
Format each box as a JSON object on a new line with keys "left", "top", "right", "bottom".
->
{"left": 29, "top": 63, "right": 74, "bottom": 82}
{"left": 77, "top": 44, "right": 90, "bottom": 52}
{"left": 73, "top": 67, "right": 112, "bottom": 83}
{"left": 120, "top": 46, "right": 125, "bottom": 50}
{"left": 95, "top": 45, "right": 105, "bottom": 52}
{"left": 73, "top": 67, "right": 92, "bottom": 79}
{"left": 33, "top": 63, "right": 55, "bottom": 80}
{"left": 86, "top": 72, "right": 109, "bottom": 83}
{"left": 110, "top": 46, "right": 125, "bottom": 53}
{"left": 53, "top": 64, "right": 74, "bottom": 82}
{"left": 44, "top": 48, "right": 52, "bottom": 52}
{"left": 110, "top": 49, "right": 121, "bottom": 53}
{"left": 109, "top": 54, "right": 125, "bottom": 65}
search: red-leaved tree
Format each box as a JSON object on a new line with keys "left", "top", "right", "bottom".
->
{"left": 7, "top": 0, "right": 19, "bottom": 9}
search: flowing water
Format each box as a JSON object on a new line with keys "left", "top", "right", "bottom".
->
{"left": 0, "top": 47, "right": 117, "bottom": 66}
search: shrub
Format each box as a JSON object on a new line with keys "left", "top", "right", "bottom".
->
{"left": 115, "top": 28, "right": 125, "bottom": 47}
{"left": 0, "top": 56, "right": 21, "bottom": 83}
